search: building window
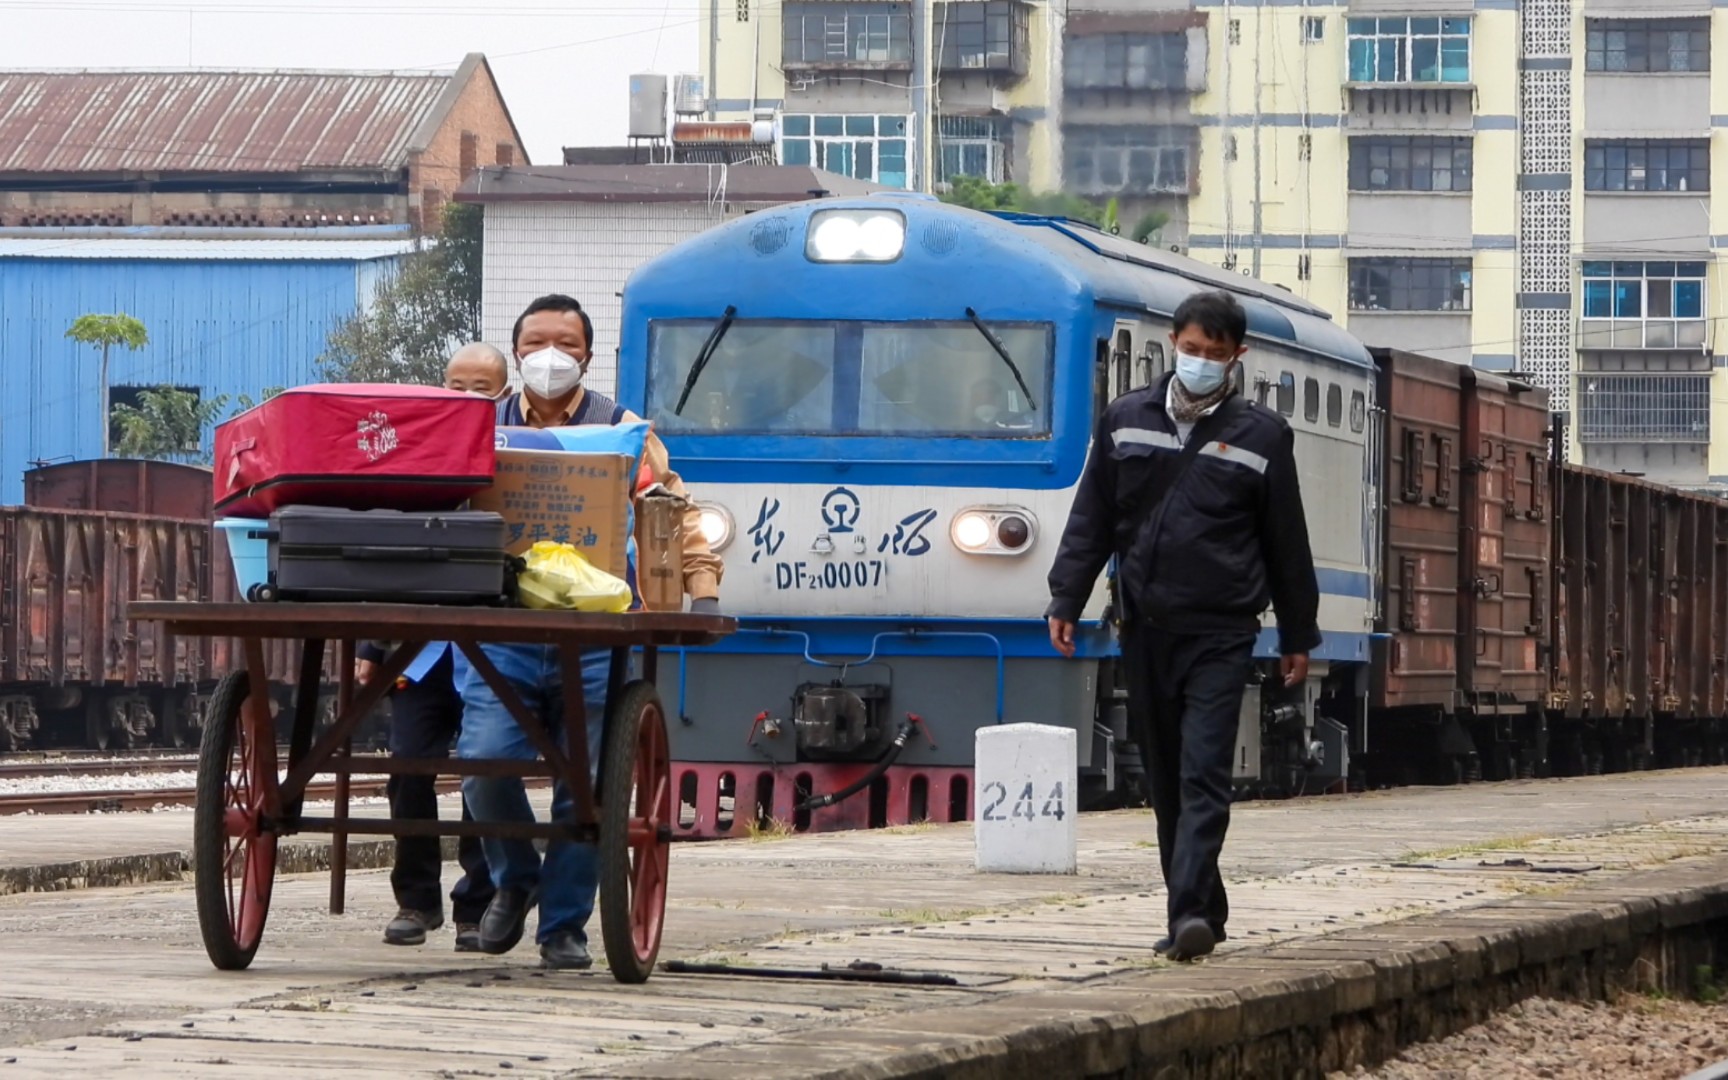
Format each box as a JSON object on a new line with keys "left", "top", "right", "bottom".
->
{"left": 1326, "top": 384, "right": 1343, "bottom": 428}
{"left": 1228, "top": 19, "right": 1241, "bottom": 46}
{"left": 1277, "top": 372, "right": 1296, "bottom": 416}
{"left": 1585, "top": 18, "right": 1709, "bottom": 73}
{"left": 1349, "top": 390, "right": 1366, "bottom": 433}
{"left": 1298, "top": 253, "right": 1312, "bottom": 281}
{"left": 1578, "top": 374, "right": 1710, "bottom": 443}
{"left": 1303, "top": 17, "right": 1325, "bottom": 44}
{"left": 938, "top": 116, "right": 1006, "bottom": 184}
{"left": 936, "top": 1, "right": 1029, "bottom": 73}
{"left": 1224, "top": 135, "right": 1238, "bottom": 162}
{"left": 1064, "top": 33, "right": 1187, "bottom": 92}
{"left": 1298, "top": 134, "right": 1312, "bottom": 161}
{"left": 1349, "top": 258, "right": 1472, "bottom": 312}
{"left": 1303, "top": 377, "right": 1320, "bottom": 422}
{"left": 1584, "top": 140, "right": 1709, "bottom": 193}
{"left": 1347, "top": 17, "right": 1470, "bottom": 84}
{"left": 1581, "top": 261, "right": 1708, "bottom": 349}
{"left": 1349, "top": 136, "right": 1473, "bottom": 192}
{"left": 781, "top": 114, "right": 911, "bottom": 188}
{"left": 1063, "top": 126, "right": 1192, "bottom": 196}
{"left": 783, "top": 2, "right": 913, "bottom": 66}
{"left": 110, "top": 385, "right": 205, "bottom": 452}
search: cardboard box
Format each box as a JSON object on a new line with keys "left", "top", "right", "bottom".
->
{"left": 467, "top": 450, "right": 630, "bottom": 578}
{"left": 634, "top": 492, "right": 687, "bottom": 612}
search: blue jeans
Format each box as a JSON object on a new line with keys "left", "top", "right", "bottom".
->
{"left": 456, "top": 644, "right": 610, "bottom": 945}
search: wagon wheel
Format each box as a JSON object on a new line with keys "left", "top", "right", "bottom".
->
{"left": 598, "top": 679, "right": 672, "bottom": 984}
{"left": 193, "top": 671, "right": 278, "bottom": 970}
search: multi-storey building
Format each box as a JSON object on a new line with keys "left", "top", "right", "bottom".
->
{"left": 700, "top": 2, "right": 1728, "bottom": 490}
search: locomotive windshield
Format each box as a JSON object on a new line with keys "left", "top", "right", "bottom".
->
{"left": 645, "top": 319, "right": 1053, "bottom": 437}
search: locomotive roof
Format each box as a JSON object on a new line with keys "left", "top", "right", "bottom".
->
{"left": 992, "top": 211, "right": 1373, "bottom": 370}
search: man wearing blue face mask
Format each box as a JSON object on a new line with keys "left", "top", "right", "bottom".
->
{"left": 1045, "top": 290, "right": 1319, "bottom": 964}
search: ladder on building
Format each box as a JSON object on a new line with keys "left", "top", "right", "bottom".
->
{"left": 824, "top": 15, "right": 847, "bottom": 59}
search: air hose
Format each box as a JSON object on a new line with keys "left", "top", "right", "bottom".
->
{"left": 795, "top": 719, "right": 915, "bottom": 812}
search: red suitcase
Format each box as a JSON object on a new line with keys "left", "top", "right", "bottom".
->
{"left": 214, "top": 384, "right": 495, "bottom": 517}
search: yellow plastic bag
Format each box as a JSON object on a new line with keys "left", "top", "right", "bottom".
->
{"left": 518, "top": 541, "right": 632, "bottom": 613}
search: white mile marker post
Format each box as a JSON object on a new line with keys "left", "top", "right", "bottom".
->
{"left": 974, "top": 723, "right": 1078, "bottom": 874}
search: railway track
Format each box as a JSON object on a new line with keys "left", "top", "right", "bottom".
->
{"left": 0, "top": 752, "right": 540, "bottom": 816}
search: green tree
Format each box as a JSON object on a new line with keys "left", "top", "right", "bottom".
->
{"left": 939, "top": 177, "right": 1110, "bottom": 228}
{"left": 111, "top": 387, "right": 229, "bottom": 462}
{"left": 318, "top": 202, "right": 484, "bottom": 384}
{"left": 1131, "top": 210, "right": 1171, "bottom": 245}
{"left": 65, "top": 313, "right": 149, "bottom": 457}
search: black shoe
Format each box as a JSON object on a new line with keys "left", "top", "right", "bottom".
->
{"left": 479, "top": 887, "right": 538, "bottom": 956}
{"left": 1166, "top": 918, "right": 1216, "bottom": 963}
{"left": 539, "top": 931, "right": 592, "bottom": 971}
{"left": 454, "top": 922, "right": 481, "bottom": 953}
{"left": 383, "top": 907, "right": 443, "bottom": 946}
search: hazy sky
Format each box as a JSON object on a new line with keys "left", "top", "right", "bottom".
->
{"left": 0, "top": 0, "right": 701, "bottom": 165}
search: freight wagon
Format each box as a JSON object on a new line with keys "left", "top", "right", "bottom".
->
{"left": 0, "top": 458, "right": 339, "bottom": 751}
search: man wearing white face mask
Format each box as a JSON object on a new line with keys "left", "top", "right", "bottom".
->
{"left": 1045, "top": 290, "right": 1320, "bottom": 964}
{"left": 462, "top": 293, "right": 723, "bottom": 970}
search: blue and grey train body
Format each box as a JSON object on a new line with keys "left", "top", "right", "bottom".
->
{"left": 618, "top": 193, "right": 1377, "bottom": 837}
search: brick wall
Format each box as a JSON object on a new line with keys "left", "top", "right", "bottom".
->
{"left": 479, "top": 201, "right": 751, "bottom": 399}
{"left": 414, "top": 63, "right": 528, "bottom": 232}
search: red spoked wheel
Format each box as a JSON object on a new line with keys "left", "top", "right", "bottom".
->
{"left": 598, "top": 679, "right": 672, "bottom": 984}
{"left": 193, "top": 671, "right": 278, "bottom": 970}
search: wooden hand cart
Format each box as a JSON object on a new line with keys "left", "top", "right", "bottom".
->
{"left": 127, "top": 602, "right": 733, "bottom": 984}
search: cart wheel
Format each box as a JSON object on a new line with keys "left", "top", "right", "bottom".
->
{"left": 598, "top": 679, "right": 671, "bottom": 984}
{"left": 247, "top": 583, "right": 278, "bottom": 603}
{"left": 193, "top": 671, "right": 278, "bottom": 970}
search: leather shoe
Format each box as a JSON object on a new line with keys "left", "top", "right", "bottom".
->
{"left": 1166, "top": 918, "right": 1216, "bottom": 963}
{"left": 453, "top": 922, "right": 482, "bottom": 953}
{"left": 1154, "top": 927, "right": 1223, "bottom": 955}
{"left": 479, "top": 886, "right": 538, "bottom": 955}
{"left": 383, "top": 907, "right": 442, "bottom": 946}
{"left": 539, "top": 931, "right": 592, "bottom": 970}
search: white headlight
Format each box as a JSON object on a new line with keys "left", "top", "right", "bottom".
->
{"left": 805, "top": 208, "right": 905, "bottom": 263}
{"left": 695, "top": 504, "right": 734, "bottom": 551}
{"left": 952, "top": 511, "right": 992, "bottom": 551}
{"left": 949, "top": 506, "right": 1039, "bottom": 557}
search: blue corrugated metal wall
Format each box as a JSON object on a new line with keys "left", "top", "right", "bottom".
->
{"left": 0, "top": 256, "right": 388, "bottom": 505}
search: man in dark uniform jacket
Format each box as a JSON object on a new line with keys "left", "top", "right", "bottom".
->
{"left": 1046, "top": 290, "right": 1321, "bottom": 963}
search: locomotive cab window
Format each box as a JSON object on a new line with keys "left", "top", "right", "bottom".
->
{"left": 1303, "top": 377, "right": 1320, "bottom": 422}
{"left": 646, "top": 317, "right": 1054, "bottom": 437}
{"left": 1349, "top": 390, "right": 1367, "bottom": 432}
{"left": 1276, "top": 371, "right": 1296, "bottom": 416}
{"left": 1326, "top": 383, "right": 1343, "bottom": 428}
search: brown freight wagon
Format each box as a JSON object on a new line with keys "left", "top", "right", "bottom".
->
{"left": 1367, "top": 350, "right": 1550, "bottom": 783}
{"left": 1548, "top": 458, "right": 1728, "bottom": 773}
{"left": 0, "top": 459, "right": 339, "bottom": 751}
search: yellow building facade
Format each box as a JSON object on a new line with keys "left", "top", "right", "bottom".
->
{"left": 700, "top": 1, "right": 1728, "bottom": 489}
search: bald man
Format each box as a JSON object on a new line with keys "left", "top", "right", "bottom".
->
{"left": 356, "top": 342, "right": 510, "bottom": 949}
{"left": 445, "top": 342, "right": 510, "bottom": 399}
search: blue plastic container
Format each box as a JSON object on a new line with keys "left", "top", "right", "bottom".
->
{"left": 215, "top": 518, "right": 270, "bottom": 600}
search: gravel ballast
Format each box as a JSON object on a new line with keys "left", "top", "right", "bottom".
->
{"left": 1331, "top": 996, "right": 1728, "bottom": 1080}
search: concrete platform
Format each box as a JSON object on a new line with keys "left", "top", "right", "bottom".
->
{"left": 0, "top": 770, "right": 1726, "bottom": 1077}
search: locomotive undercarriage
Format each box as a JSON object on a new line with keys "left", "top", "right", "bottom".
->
{"left": 0, "top": 681, "right": 372, "bottom": 752}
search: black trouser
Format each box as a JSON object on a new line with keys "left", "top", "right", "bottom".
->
{"left": 1123, "top": 623, "right": 1256, "bottom": 936}
{"left": 386, "top": 651, "right": 495, "bottom": 923}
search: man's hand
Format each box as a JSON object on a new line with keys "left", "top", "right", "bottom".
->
{"left": 690, "top": 597, "right": 721, "bottom": 616}
{"left": 1280, "top": 653, "right": 1309, "bottom": 688}
{"left": 1048, "top": 617, "right": 1076, "bottom": 658}
{"left": 354, "top": 658, "right": 377, "bottom": 686}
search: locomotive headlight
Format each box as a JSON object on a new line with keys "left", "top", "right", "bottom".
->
{"left": 950, "top": 506, "right": 1037, "bottom": 556}
{"left": 694, "top": 502, "right": 734, "bottom": 551}
{"left": 806, "top": 209, "right": 905, "bottom": 263}
{"left": 952, "top": 511, "right": 993, "bottom": 551}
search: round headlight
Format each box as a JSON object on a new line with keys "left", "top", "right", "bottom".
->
{"left": 809, "top": 215, "right": 862, "bottom": 261}
{"left": 997, "top": 515, "right": 1031, "bottom": 550}
{"left": 952, "top": 511, "right": 992, "bottom": 551}
{"left": 695, "top": 504, "right": 734, "bottom": 551}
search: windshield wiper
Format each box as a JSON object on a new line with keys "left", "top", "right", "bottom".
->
{"left": 674, "top": 305, "right": 738, "bottom": 416}
{"left": 964, "top": 307, "right": 1037, "bottom": 411}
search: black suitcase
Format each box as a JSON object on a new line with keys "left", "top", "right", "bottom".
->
{"left": 260, "top": 507, "right": 510, "bottom": 604}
